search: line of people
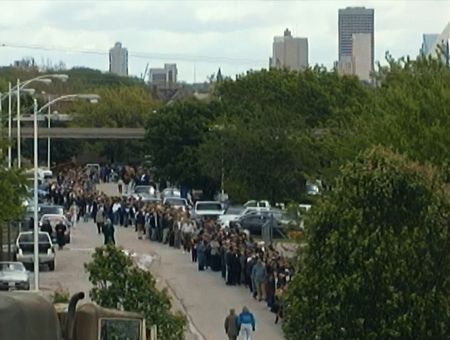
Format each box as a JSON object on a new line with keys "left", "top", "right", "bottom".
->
{"left": 90, "top": 195, "right": 295, "bottom": 327}
{"left": 46, "top": 166, "right": 292, "bottom": 335}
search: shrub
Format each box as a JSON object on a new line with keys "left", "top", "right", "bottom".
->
{"left": 284, "top": 147, "right": 450, "bottom": 339}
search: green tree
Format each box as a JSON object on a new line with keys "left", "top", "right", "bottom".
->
{"left": 85, "top": 245, "right": 186, "bottom": 340}
{"left": 145, "top": 100, "right": 219, "bottom": 192}
{"left": 370, "top": 55, "right": 450, "bottom": 167}
{"left": 0, "top": 149, "right": 28, "bottom": 259}
{"left": 0, "top": 162, "right": 27, "bottom": 222}
{"left": 1, "top": 66, "right": 157, "bottom": 164}
{"left": 283, "top": 146, "right": 450, "bottom": 339}
{"left": 198, "top": 68, "right": 369, "bottom": 202}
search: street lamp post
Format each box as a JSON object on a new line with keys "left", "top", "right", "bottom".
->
{"left": 17, "top": 79, "right": 20, "bottom": 168}
{"left": 47, "top": 96, "right": 51, "bottom": 169}
{"left": 32, "top": 98, "right": 39, "bottom": 291}
{"left": 31, "top": 92, "right": 99, "bottom": 291}
{"left": 8, "top": 83, "right": 12, "bottom": 169}
{"left": 15, "top": 74, "right": 68, "bottom": 168}
{"left": 37, "top": 93, "right": 100, "bottom": 169}
{"left": 0, "top": 86, "right": 35, "bottom": 168}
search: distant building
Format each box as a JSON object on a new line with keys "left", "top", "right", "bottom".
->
{"left": 149, "top": 64, "right": 178, "bottom": 89}
{"left": 12, "top": 57, "right": 37, "bottom": 70}
{"left": 269, "top": 28, "right": 308, "bottom": 71}
{"left": 420, "top": 34, "right": 439, "bottom": 55}
{"left": 337, "top": 7, "right": 374, "bottom": 82}
{"left": 352, "top": 33, "right": 372, "bottom": 82}
{"left": 425, "top": 22, "right": 450, "bottom": 64}
{"left": 109, "top": 42, "right": 128, "bottom": 76}
{"left": 336, "top": 56, "right": 354, "bottom": 75}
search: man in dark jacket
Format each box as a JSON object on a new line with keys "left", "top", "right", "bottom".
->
{"left": 224, "top": 308, "right": 239, "bottom": 340}
{"left": 226, "top": 247, "right": 236, "bottom": 285}
{"left": 55, "top": 221, "right": 67, "bottom": 250}
{"left": 41, "top": 220, "right": 53, "bottom": 240}
{"left": 136, "top": 210, "right": 145, "bottom": 240}
{"left": 103, "top": 219, "right": 115, "bottom": 245}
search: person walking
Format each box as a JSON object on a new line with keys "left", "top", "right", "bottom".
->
{"left": 238, "top": 306, "right": 255, "bottom": 340}
{"left": 103, "top": 218, "right": 116, "bottom": 245}
{"left": 136, "top": 209, "right": 145, "bottom": 240}
{"left": 55, "top": 221, "right": 67, "bottom": 250}
{"left": 251, "top": 258, "right": 267, "bottom": 301}
{"left": 224, "top": 308, "right": 240, "bottom": 340}
{"left": 117, "top": 178, "right": 124, "bottom": 195}
{"left": 96, "top": 206, "right": 105, "bottom": 234}
{"left": 197, "top": 239, "right": 207, "bottom": 271}
{"left": 41, "top": 220, "right": 53, "bottom": 240}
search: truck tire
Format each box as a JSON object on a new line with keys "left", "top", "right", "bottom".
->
{"left": 48, "top": 260, "right": 55, "bottom": 271}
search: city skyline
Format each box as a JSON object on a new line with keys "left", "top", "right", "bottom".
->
{"left": 0, "top": 1, "right": 449, "bottom": 82}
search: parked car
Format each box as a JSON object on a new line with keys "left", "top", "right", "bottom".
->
{"left": 163, "top": 197, "right": 190, "bottom": 211}
{"left": 139, "top": 194, "right": 162, "bottom": 205}
{"left": 15, "top": 232, "right": 55, "bottom": 271}
{"left": 306, "top": 180, "right": 321, "bottom": 195}
{"left": 0, "top": 262, "right": 30, "bottom": 291}
{"left": 132, "top": 185, "right": 155, "bottom": 195}
{"left": 39, "top": 214, "right": 71, "bottom": 243}
{"left": 192, "top": 201, "right": 225, "bottom": 221}
{"left": 84, "top": 163, "right": 100, "bottom": 173}
{"left": 218, "top": 206, "right": 245, "bottom": 228}
{"left": 38, "top": 168, "right": 53, "bottom": 181}
{"left": 161, "top": 187, "right": 181, "bottom": 199}
{"left": 243, "top": 200, "right": 271, "bottom": 210}
{"left": 38, "top": 204, "right": 64, "bottom": 218}
{"left": 236, "top": 210, "right": 292, "bottom": 235}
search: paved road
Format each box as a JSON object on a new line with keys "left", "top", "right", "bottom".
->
{"left": 35, "top": 183, "right": 285, "bottom": 340}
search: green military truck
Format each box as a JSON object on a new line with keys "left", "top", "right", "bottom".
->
{"left": 0, "top": 291, "right": 147, "bottom": 340}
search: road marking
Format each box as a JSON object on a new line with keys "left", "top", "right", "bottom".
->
{"left": 67, "top": 248, "right": 95, "bottom": 252}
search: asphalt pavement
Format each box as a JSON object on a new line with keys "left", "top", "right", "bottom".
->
{"left": 34, "top": 183, "right": 285, "bottom": 340}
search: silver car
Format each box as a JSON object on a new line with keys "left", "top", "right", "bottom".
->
{"left": 0, "top": 262, "right": 30, "bottom": 291}
{"left": 16, "top": 232, "right": 55, "bottom": 271}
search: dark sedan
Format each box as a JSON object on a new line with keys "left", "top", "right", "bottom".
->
{"left": 237, "top": 210, "right": 285, "bottom": 235}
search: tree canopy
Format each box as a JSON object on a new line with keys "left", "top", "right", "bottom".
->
{"left": 283, "top": 146, "right": 450, "bottom": 339}
{"left": 0, "top": 66, "right": 159, "bottom": 164}
{"left": 85, "top": 245, "right": 186, "bottom": 340}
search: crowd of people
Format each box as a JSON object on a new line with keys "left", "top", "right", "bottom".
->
{"left": 36, "top": 164, "right": 294, "bottom": 338}
{"left": 90, "top": 195, "right": 295, "bottom": 327}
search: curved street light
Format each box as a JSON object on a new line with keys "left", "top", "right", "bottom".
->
{"left": 36, "top": 93, "right": 100, "bottom": 169}
{"left": 0, "top": 87, "right": 37, "bottom": 168}
{"left": 16, "top": 74, "right": 69, "bottom": 168}
{"left": 36, "top": 93, "right": 100, "bottom": 114}
{"left": 31, "top": 93, "right": 99, "bottom": 291}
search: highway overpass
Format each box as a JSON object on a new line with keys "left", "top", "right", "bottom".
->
{"left": 10, "top": 127, "right": 146, "bottom": 139}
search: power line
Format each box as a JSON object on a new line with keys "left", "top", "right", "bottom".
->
{"left": 0, "top": 42, "right": 266, "bottom": 65}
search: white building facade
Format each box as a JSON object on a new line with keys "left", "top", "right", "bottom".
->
{"left": 352, "top": 33, "right": 372, "bottom": 82}
{"left": 270, "top": 29, "right": 308, "bottom": 71}
{"left": 109, "top": 42, "right": 128, "bottom": 76}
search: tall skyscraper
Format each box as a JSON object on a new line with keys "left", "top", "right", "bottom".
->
{"left": 269, "top": 28, "right": 308, "bottom": 71}
{"left": 109, "top": 42, "right": 128, "bottom": 76}
{"left": 338, "top": 7, "right": 374, "bottom": 81}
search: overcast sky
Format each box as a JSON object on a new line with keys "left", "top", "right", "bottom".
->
{"left": 0, "top": 1, "right": 449, "bottom": 83}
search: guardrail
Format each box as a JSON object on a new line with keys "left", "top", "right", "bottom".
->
{"left": 261, "top": 214, "right": 288, "bottom": 244}
{"left": 10, "top": 127, "right": 146, "bottom": 139}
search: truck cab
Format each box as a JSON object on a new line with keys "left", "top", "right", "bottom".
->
{"left": 0, "top": 291, "right": 146, "bottom": 340}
